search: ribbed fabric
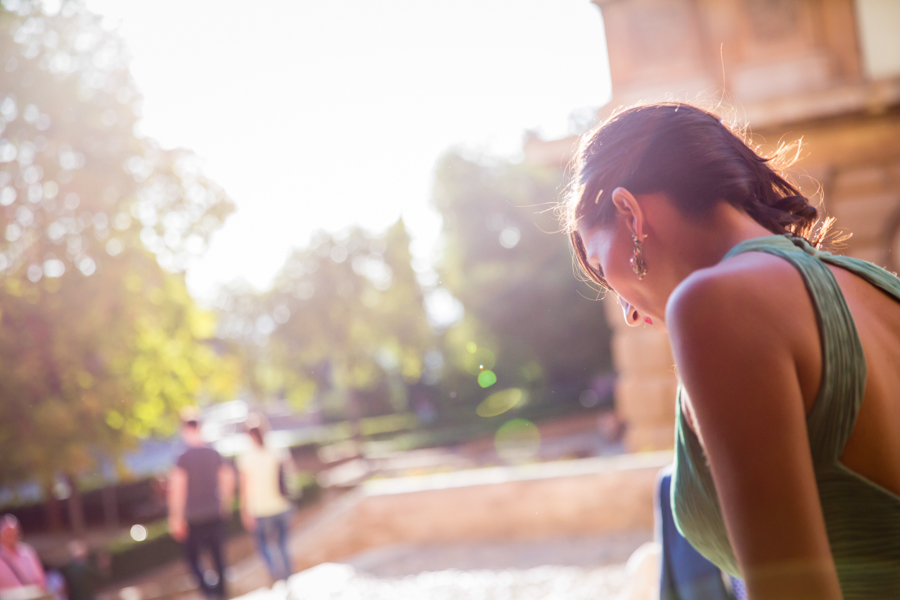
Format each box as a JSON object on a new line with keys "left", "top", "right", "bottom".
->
{"left": 671, "top": 234, "right": 900, "bottom": 598}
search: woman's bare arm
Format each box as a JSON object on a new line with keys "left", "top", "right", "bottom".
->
{"left": 666, "top": 268, "right": 843, "bottom": 600}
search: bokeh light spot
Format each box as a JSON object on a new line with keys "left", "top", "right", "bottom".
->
{"left": 494, "top": 418, "right": 541, "bottom": 463}
{"left": 330, "top": 245, "right": 348, "bottom": 263}
{"left": 106, "top": 411, "right": 124, "bottom": 429}
{"left": 499, "top": 226, "right": 521, "bottom": 248}
{"left": 43, "top": 259, "right": 65, "bottom": 278}
{"left": 106, "top": 238, "right": 123, "bottom": 256}
{"left": 579, "top": 389, "right": 600, "bottom": 408}
{"left": 26, "top": 264, "right": 42, "bottom": 282}
{"left": 466, "top": 342, "right": 477, "bottom": 353}
{"left": 477, "top": 369, "right": 497, "bottom": 388}
{"left": 476, "top": 388, "right": 524, "bottom": 417}
{"left": 463, "top": 347, "right": 496, "bottom": 374}
{"left": 130, "top": 524, "right": 147, "bottom": 542}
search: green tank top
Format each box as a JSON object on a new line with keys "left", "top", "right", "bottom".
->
{"left": 671, "top": 234, "right": 900, "bottom": 597}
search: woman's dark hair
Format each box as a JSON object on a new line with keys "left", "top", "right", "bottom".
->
{"left": 562, "top": 102, "right": 829, "bottom": 288}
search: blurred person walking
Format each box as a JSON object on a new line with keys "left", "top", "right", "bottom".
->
{"left": 0, "top": 515, "right": 46, "bottom": 595}
{"left": 167, "top": 410, "right": 234, "bottom": 600}
{"left": 238, "top": 420, "right": 293, "bottom": 583}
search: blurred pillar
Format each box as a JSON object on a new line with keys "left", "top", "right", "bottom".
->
{"left": 591, "top": 0, "right": 868, "bottom": 117}
{"left": 66, "top": 474, "right": 86, "bottom": 535}
{"left": 103, "top": 485, "right": 119, "bottom": 531}
{"left": 42, "top": 479, "right": 63, "bottom": 532}
{"left": 603, "top": 297, "right": 676, "bottom": 452}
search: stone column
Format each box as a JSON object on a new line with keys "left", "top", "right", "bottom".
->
{"left": 603, "top": 297, "right": 677, "bottom": 452}
{"left": 830, "top": 162, "right": 900, "bottom": 267}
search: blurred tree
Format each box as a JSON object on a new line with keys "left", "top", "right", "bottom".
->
{"left": 0, "top": 249, "right": 238, "bottom": 530}
{"left": 0, "top": 0, "right": 236, "bottom": 529}
{"left": 216, "top": 221, "right": 433, "bottom": 421}
{"left": 432, "top": 150, "right": 613, "bottom": 415}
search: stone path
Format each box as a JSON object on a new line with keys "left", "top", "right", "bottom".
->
{"left": 273, "top": 563, "right": 629, "bottom": 600}
{"left": 97, "top": 504, "right": 326, "bottom": 600}
{"left": 243, "top": 531, "right": 651, "bottom": 600}
{"left": 345, "top": 531, "right": 651, "bottom": 575}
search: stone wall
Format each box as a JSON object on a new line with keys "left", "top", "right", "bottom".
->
{"left": 604, "top": 297, "right": 677, "bottom": 452}
{"left": 291, "top": 452, "right": 672, "bottom": 570}
{"left": 757, "top": 110, "right": 900, "bottom": 267}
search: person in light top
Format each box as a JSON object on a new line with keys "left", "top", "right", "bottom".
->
{"left": 238, "top": 419, "right": 293, "bottom": 583}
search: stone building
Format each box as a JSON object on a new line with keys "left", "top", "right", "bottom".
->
{"left": 525, "top": 0, "right": 900, "bottom": 451}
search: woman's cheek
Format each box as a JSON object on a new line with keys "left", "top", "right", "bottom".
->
{"left": 606, "top": 245, "right": 637, "bottom": 296}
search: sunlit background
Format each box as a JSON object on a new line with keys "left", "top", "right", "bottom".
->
{"left": 6, "top": 0, "right": 897, "bottom": 597}
{"left": 0, "top": 0, "right": 622, "bottom": 585}
{"left": 83, "top": 0, "right": 611, "bottom": 302}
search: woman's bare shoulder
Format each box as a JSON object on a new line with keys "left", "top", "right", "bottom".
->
{"left": 667, "top": 250, "right": 808, "bottom": 336}
{"left": 665, "top": 250, "right": 820, "bottom": 412}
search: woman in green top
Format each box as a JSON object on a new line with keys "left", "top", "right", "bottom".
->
{"left": 562, "top": 102, "right": 900, "bottom": 600}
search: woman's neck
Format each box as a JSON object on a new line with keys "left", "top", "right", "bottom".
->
{"left": 651, "top": 203, "right": 774, "bottom": 321}
{"left": 696, "top": 205, "right": 775, "bottom": 266}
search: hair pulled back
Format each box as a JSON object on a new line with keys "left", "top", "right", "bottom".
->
{"left": 563, "top": 102, "right": 827, "bottom": 287}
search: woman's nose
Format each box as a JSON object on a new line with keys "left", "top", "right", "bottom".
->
{"left": 619, "top": 296, "right": 642, "bottom": 327}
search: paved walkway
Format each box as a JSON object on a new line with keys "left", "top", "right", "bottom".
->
{"left": 344, "top": 531, "right": 651, "bottom": 575}
{"left": 245, "top": 531, "right": 651, "bottom": 600}
{"left": 97, "top": 504, "right": 327, "bottom": 600}
{"left": 274, "top": 563, "right": 629, "bottom": 600}
{"left": 100, "top": 515, "right": 649, "bottom": 600}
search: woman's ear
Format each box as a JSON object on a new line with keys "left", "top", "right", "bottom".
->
{"left": 611, "top": 187, "right": 645, "bottom": 239}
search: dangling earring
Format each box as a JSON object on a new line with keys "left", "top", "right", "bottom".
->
{"left": 631, "top": 234, "right": 647, "bottom": 280}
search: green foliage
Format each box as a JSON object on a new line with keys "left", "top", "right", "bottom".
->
{"left": 0, "top": 0, "right": 236, "bottom": 488}
{"left": 433, "top": 151, "right": 613, "bottom": 411}
{"left": 216, "top": 220, "right": 434, "bottom": 419}
{"left": 0, "top": 250, "right": 237, "bottom": 486}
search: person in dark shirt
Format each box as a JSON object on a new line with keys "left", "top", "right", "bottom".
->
{"left": 167, "top": 410, "right": 235, "bottom": 600}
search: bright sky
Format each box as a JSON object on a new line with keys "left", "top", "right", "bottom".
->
{"left": 82, "top": 0, "right": 611, "bottom": 303}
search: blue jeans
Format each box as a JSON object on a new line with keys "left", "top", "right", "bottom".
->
{"left": 255, "top": 510, "right": 292, "bottom": 581}
{"left": 657, "top": 466, "right": 743, "bottom": 600}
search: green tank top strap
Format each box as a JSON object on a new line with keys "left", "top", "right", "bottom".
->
{"left": 720, "top": 234, "right": 868, "bottom": 463}
{"left": 673, "top": 233, "right": 900, "bottom": 595}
